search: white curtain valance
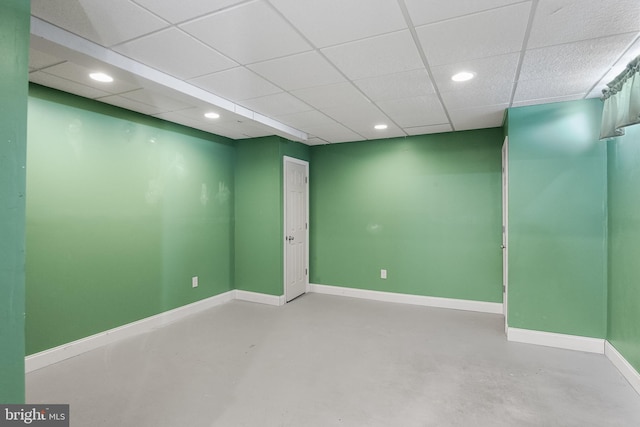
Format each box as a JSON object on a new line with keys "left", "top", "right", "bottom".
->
{"left": 600, "top": 55, "right": 640, "bottom": 140}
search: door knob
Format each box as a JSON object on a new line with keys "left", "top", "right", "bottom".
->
{"left": 287, "top": 236, "right": 294, "bottom": 241}
{"left": 501, "top": 244, "right": 506, "bottom": 249}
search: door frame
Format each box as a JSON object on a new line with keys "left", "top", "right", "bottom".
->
{"left": 283, "top": 156, "right": 309, "bottom": 302}
{"left": 502, "top": 136, "right": 509, "bottom": 334}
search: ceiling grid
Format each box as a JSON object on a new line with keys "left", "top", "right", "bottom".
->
{"left": 28, "top": 0, "right": 640, "bottom": 144}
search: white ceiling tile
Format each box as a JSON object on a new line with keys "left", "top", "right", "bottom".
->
{"left": 132, "top": 0, "right": 246, "bottom": 24}
{"left": 248, "top": 51, "right": 345, "bottom": 91}
{"left": 34, "top": 62, "right": 141, "bottom": 94}
{"left": 190, "top": 67, "right": 281, "bottom": 101}
{"left": 417, "top": 2, "right": 531, "bottom": 66}
{"left": 354, "top": 69, "right": 435, "bottom": 102}
{"left": 528, "top": 0, "right": 640, "bottom": 49}
{"left": 152, "top": 110, "right": 199, "bottom": 126}
{"left": 432, "top": 53, "right": 519, "bottom": 109}
{"left": 319, "top": 100, "right": 390, "bottom": 129}
{"left": 240, "top": 92, "right": 313, "bottom": 117}
{"left": 513, "top": 75, "right": 593, "bottom": 103}
{"left": 304, "top": 123, "right": 364, "bottom": 143}
{"left": 29, "top": 71, "right": 112, "bottom": 99}
{"left": 31, "top": 0, "right": 169, "bottom": 47}
{"left": 357, "top": 126, "right": 406, "bottom": 140}
{"left": 270, "top": 0, "right": 407, "bottom": 47}
{"left": 519, "top": 34, "right": 638, "bottom": 82}
{"left": 98, "top": 95, "right": 170, "bottom": 115}
{"left": 165, "top": 113, "right": 272, "bottom": 139}
{"left": 274, "top": 110, "right": 339, "bottom": 129}
{"left": 405, "top": 0, "right": 527, "bottom": 26}
{"left": 29, "top": 48, "right": 64, "bottom": 72}
{"left": 113, "top": 28, "right": 237, "bottom": 80}
{"left": 118, "top": 88, "right": 193, "bottom": 112}
{"left": 441, "top": 86, "right": 513, "bottom": 111}
{"left": 377, "top": 95, "right": 448, "bottom": 128}
{"left": 153, "top": 108, "right": 200, "bottom": 122}
{"left": 305, "top": 137, "right": 330, "bottom": 146}
{"left": 105, "top": 85, "right": 304, "bottom": 141}
{"left": 30, "top": 0, "right": 636, "bottom": 143}
{"left": 511, "top": 94, "right": 586, "bottom": 108}
{"left": 227, "top": 120, "right": 278, "bottom": 138}
{"left": 449, "top": 104, "right": 508, "bottom": 131}
{"left": 180, "top": 1, "right": 310, "bottom": 64}
{"left": 152, "top": 106, "right": 240, "bottom": 126}
{"left": 135, "top": 81, "right": 239, "bottom": 116}
{"left": 404, "top": 124, "right": 453, "bottom": 135}
{"left": 322, "top": 30, "right": 424, "bottom": 80}
{"left": 193, "top": 121, "right": 250, "bottom": 139}
{"left": 431, "top": 53, "right": 519, "bottom": 94}
{"left": 215, "top": 119, "right": 276, "bottom": 139}
{"left": 152, "top": 110, "right": 241, "bottom": 139}
{"left": 292, "top": 82, "right": 369, "bottom": 109}
{"left": 205, "top": 128, "right": 247, "bottom": 140}
{"left": 317, "top": 102, "right": 406, "bottom": 141}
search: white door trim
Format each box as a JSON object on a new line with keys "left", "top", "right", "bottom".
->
{"left": 502, "top": 136, "right": 509, "bottom": 334}
{"left": 283, "top": 156, "right": 309, "bottom": 302}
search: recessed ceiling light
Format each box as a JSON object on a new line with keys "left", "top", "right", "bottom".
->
{"left": 451, "top": 71, "right": 475, "bottom": 82}
{"left": 204, "top": 112, "right": 220, "bottom": 119}
{"left": 89, "top": 72, "right": 113, "bottom": 83}
{"left": 374, "top": 124, "right": 388, "bottom": 130}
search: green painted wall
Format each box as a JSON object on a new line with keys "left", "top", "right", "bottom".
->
{"left": 0, "top": 0, "right": 30, "bottom": 404}
{"left": 281, "top": 137, "right": 312, "bottom": 163}
{"left": 235, "top": 137, "right": 282, "bottom": 295}
{"left": 506, "top": 99, "right": 607, "bottom": 338}
{"left": 234, "top": 137, "right": 309, "bottom": 296}
{"left": 309, "top": 130, "right": 503, "bottom": 302}
{"left": 26, "top": 86, "right": 235, "bottom": 355}
{"left": 607, "top": 123, "right": 640, "bottom": 372}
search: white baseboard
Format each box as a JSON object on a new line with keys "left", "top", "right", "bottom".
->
{"left": 308, "top": 283, "right": 503, "bottom": 314}
{"left": 25, "top": 289, "right": 288, "bottom": 372}
{"left": 26, "top": 290, "right": 236, "bottom": 373}
{"left": 605, "top": 341, "right": 640, "bottom": 396}
{"left": 235, "top": 290, "right": 285, "bottom": 306}
{"left": 507, "top": 327, "right": 605, "bottom": 354}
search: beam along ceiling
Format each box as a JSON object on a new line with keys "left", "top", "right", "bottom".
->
{"left": 29, "top": 0, "right": 640, "bottom": 145}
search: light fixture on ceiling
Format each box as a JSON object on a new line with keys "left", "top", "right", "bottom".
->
{"left": 374, "top": 124, "right": 388, "bottom": 130}
{"left": 89, "top": 72, "right": 113, "bottom": 83}
{"left": 204, "top": 112, "right": 220, "bottom": 119}
{"left": 451, "top": 71, "right": 475, "bottom": 82}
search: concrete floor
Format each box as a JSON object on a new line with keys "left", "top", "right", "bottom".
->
{"left": 27, "top": 293, "right": 640, "bottom": 426}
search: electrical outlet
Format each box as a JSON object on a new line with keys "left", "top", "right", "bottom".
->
{"left": 192, "top": 276, "right": 198, "bottom": 288}
{"left": 381, "top": 269, "right": 387, "bottom": 279}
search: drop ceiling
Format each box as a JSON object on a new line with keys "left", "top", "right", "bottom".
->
{"left": 29, "top": 0, "right": 640, "bottom": 145}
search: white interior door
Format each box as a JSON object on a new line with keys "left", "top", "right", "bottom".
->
{"left": 284, "top": 157, "right": 308, "bottom": 302}
{"left": 502, "top": 137, "right": 509, "bottom": 334}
